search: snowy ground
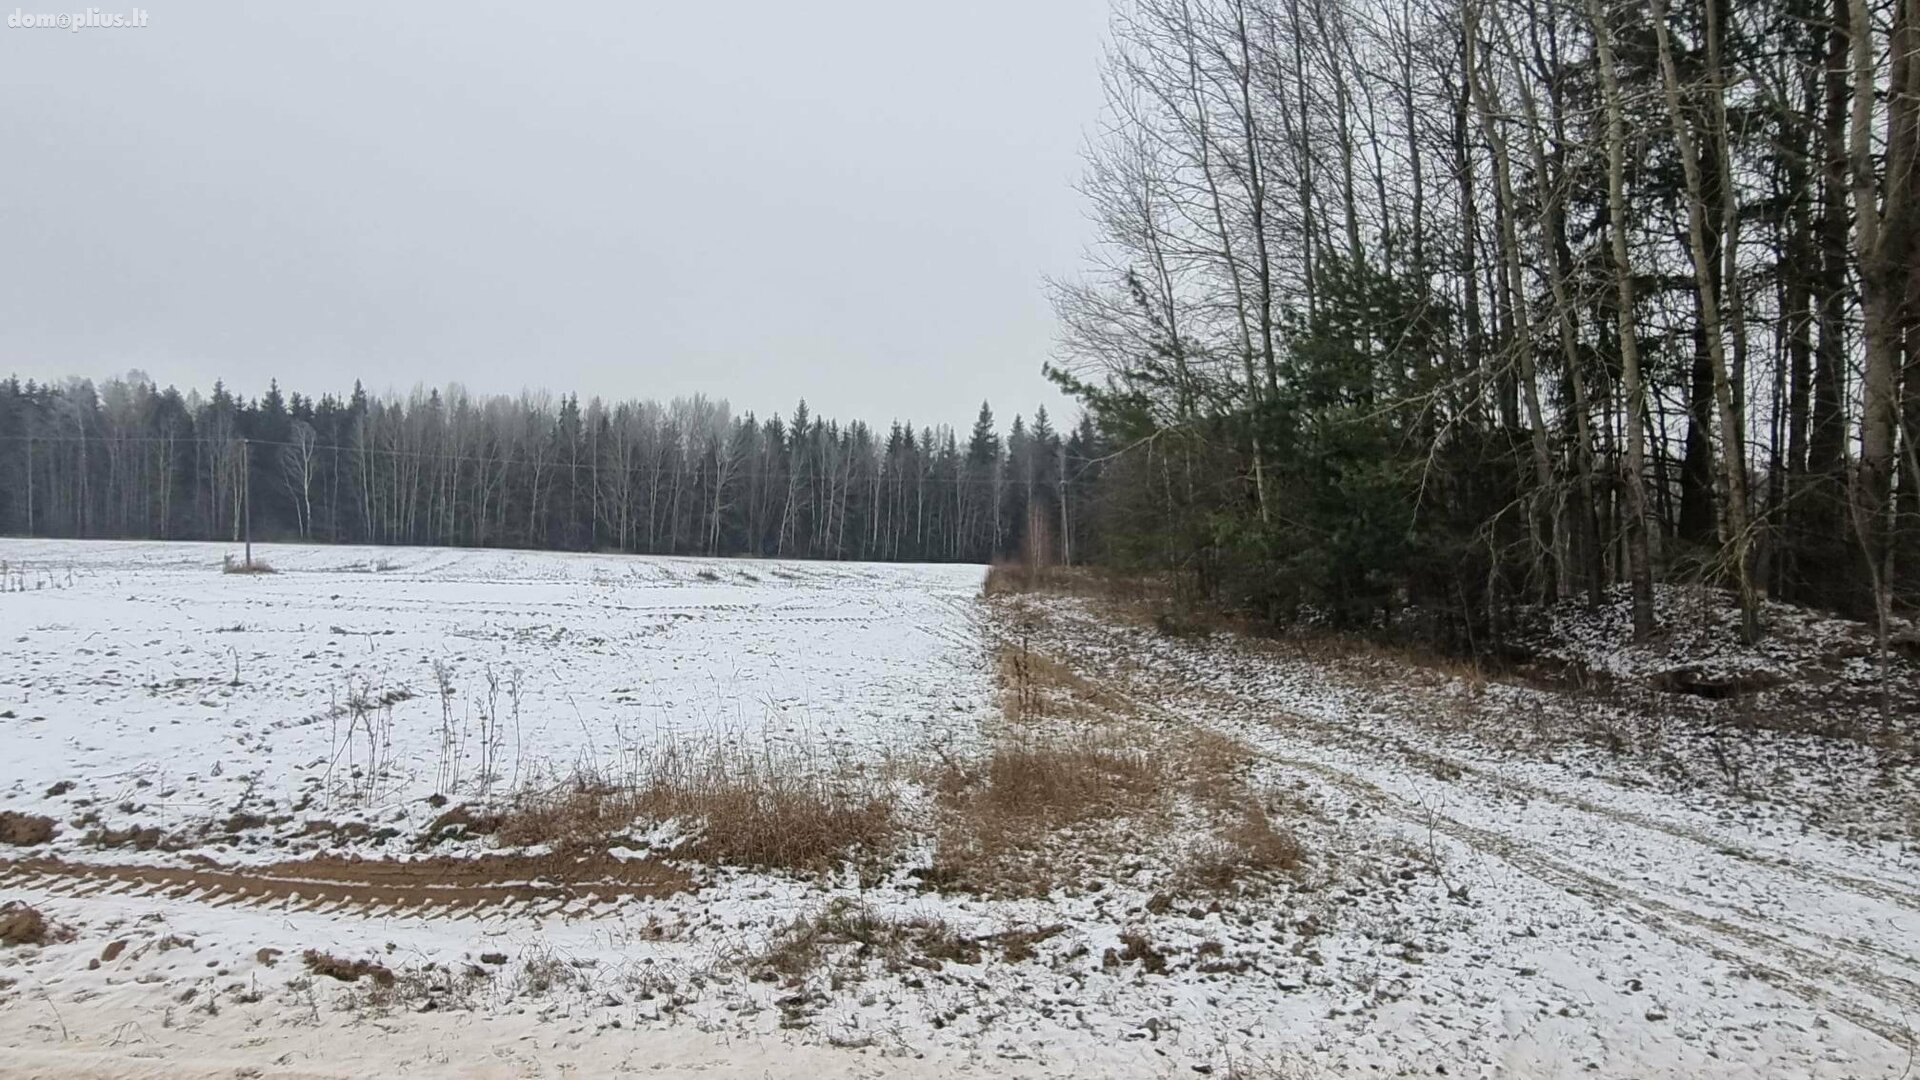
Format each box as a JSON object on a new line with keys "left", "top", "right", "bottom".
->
{"left": 1011, "top": 595, "right": 1920, "bottom": 1076}
{"left": 0, "top": 539, "right": 993, "bottom": 854}
{"left": 2, "top": 540, "right": 1916, "bottom": 1078}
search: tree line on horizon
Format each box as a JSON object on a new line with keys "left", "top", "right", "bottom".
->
{"left": 0, "top": 374, "right": 1101, "bottom": 567}
{"left": 1049, "top": 0, "right": 1919, "bottom": 647}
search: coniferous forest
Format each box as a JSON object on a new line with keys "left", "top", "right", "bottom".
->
{"left": 0, "top": 377, "right": 1096, "bottom": 567}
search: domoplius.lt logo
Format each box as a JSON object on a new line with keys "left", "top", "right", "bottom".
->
{"left": 6, "top": 7, "right": 150, "bottom": 30}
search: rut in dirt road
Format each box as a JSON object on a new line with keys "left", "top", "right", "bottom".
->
{"left": 0, "top": 853, "right": 693, "bottom": 919}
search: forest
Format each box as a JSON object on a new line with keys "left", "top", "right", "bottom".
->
{"left": 1048, "top": 0, "right": 1919, "bottom": 649}
{"left": 0, "top": 376, "right": 1096, "bottom": 567}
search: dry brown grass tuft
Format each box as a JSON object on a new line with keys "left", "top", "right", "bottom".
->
{"left": 927, "top": 730, "right": 1167, "bottom": 895}
{"left": 1180, "top": 729, "right": 1258, "bottom": 789}
{"left": 1184, "top": 805, "right": 1305, "bottom": 890}
{"left": 1107, "top": 929, "right": 1169, "bottom": 973}
{"left": 498, "top": 740, "right": 895, "bottom": 875}
{"left": 516, "top": 949, "right": 591, "bottom": 995}
{"left": 494, "top": 779, "right": 629, "bottom": 851}
{"left": 746, "top": 897, "right": 980, "bottom": 984}
{"left": 344, "top": 962, "right": 493, "bottom": 1015}
{"left": 969, "top": 733, "right": 1160, "bottom": 821}
{"left": 1267, "top": 631, "right": 1491, "bottom": 694}
{"left": 937, "top": 619, "right": 1316, "bottom": 900}
{"left": 994, "top": 922, "right": 1068, "bottom": 962}
{"left": 414, "top": 803, "right": 505, "bottom": 848}
{"left": 982, "top": 561, "right": 1057, "bottom": 596}
{"left": 928, "top": 729, "right": 1162, "bottom": 839}
{"left": 994, "top": 563, "right": 1496, "bottom": 718}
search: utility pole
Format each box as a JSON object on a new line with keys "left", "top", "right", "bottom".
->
{"left": 1058, "top": 442, "right": 1070, "bottom": 566}
{"left": 242, "top": 439, "right": 253, "bottom": 570}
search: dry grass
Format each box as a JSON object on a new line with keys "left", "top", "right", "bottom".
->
{"left": 516, "top": 949, "right": 591, "bottom": 995}
{"left": 988, "top": 561, "right": 1492, "bottom": 696}
{"left": 494, "top": 778, "right": 634, "bottom": 851}
{"left": 1261, "top": 630, "right": 1491, "bottom": 695}
{"left": 1183, "top": 804, "right": 1305, "bottom": 890}
{"left": 982, "top": 561, "right": 1064, "bottom": 597}
{"left": 343, "top": 962, "right": 493, "bottom": 1016}
{"left": 745, "top": 897, "right": 980, "bottom": 985}
{"left": 1105, "top": 929, "right": 1168, "bottom": 974}
{"left": 1179, "top": 728, "right": 1258, "bottom": 789}
{"left": 1160, "top": 726, "right": 1309, "bottom": 891}
{"left": 994, "top": 922, "right": 1068, "bottom": 962}
{"left": 932, "top": 622, "right": 1314, "bottom": 899}
{"left": 955, "top": 731, "right": 1161, "bottom": 822}
{"left": 938, "top": 642, "right": 1292, "bottom": 900}
{"left": 927, "top": 728, "right": 1168, "bottom": 896}
{"left": 498, "top": 739, "right": 895, "bottom": 875}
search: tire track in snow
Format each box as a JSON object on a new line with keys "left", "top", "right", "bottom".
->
{"left": 1393, "top": 742, "right": 1920, "bottom": 912}
{"left": 1243, "top": 745, "right": 1920, "bottom": 1049}
{"left": 992, "top": 608, "right": 1920, "bottom": 1052}
{"left": 1213, "top": 677, "right": 1920, "bottom": 915}
{"left": 1143, "top": 679, "right": 1920, "bottom": 1048}
{"left": 1231, "top": 715, "right": 1920, "bottom": 984}
{"left": 1038, "top": 600, "right": 1920, "bottom": 915}
{"left": 1147, "top": 697, "right": 1920, "bottom": 1045}
{"left": 1224, "top": 720, "right": 1920, "bottom": 1048}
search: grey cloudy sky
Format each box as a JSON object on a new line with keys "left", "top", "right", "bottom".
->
{"left": 1, "top": 1, "right": 1109, "bottom": 427}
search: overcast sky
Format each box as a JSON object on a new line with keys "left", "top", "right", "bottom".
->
{"left": 0, "top": 1, "right": 1109, "bottom": 427}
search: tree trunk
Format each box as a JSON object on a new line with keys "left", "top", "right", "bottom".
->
{"left": 1585, "top": 0, "right": 1658, "bottom": 638}
{"left": 1650, "top": 0, "right": 1761, "bottom": 642}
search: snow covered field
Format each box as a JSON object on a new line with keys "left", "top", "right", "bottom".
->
{"left": 1, "top": 540, "right": 1916, "bottom": 1079}
{"left": 0, "top": 540, "right": 993, "bottom": 851}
